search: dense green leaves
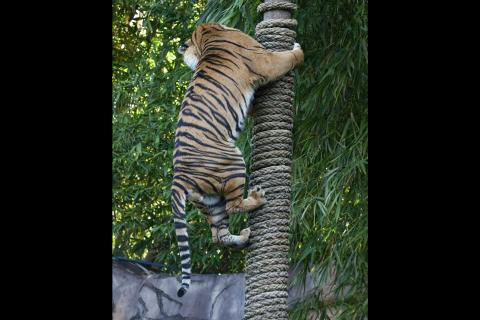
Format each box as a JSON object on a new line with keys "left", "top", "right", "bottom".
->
{"left": 112, "top": 0, "right": 249, "bottom": 274}
{"left": 113, "top": 0, "right": 367, "bottom": 318}
{"left": 289, "top": 1, "right": 368, "bottom": 318}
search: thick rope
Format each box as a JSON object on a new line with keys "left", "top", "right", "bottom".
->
{"left": 244, "top": 1, "right": 297, "bottom": 319}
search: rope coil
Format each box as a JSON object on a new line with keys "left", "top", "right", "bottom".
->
{"left": 257, "top": 2, "right": 298, "bottom": 14}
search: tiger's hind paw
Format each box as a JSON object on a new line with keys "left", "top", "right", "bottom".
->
{"left": 240, "top": 227, "right": 251, "bottom": 238}
{"left": 235, "top": 228, "right": 251, "bottom": 248}
{"left": 248, "top": 186, "right": 267, "bottom": 206}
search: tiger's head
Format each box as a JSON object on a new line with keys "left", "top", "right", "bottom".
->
{"left": 177, "top": 38, "right": 199, "bottom": 70}
{"left": 177, "top": 23, "right": 254, "bottom": 71}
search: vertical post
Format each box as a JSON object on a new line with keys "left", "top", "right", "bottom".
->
{"left": 245, "top": 1, "right": 298, "bottom": 319}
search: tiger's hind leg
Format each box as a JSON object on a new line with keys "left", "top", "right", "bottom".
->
{"left": 212, "top": 210, "right": 250, "bottom": 247}
{"left": 207, "top": 208, "right": 251, "bottom": 247}
{"left": 223, "top": 177, "right": 267, "bottom": 214}
{"left": 187, "top": 191, "right": 222, "bottom": 244}
{"left": 195, "top": 193, "right": 251, "bottom": 247}
{"left": 217, "top": 226, "right": 251, "bottom": 248}
{"left": 206, "top": 215, "right": 250, "bottom": 247}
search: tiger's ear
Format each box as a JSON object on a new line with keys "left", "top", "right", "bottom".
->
{"left": 191, "top": 23, "right": 225, "bottom": 54}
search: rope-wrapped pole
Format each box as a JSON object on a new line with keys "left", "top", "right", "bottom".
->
{"left": 245, "top": 1, "right": 297, "bottom": 319}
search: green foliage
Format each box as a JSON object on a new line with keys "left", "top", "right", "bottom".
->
{"left": 113, "top": 0, "right": 368, "bottom": 318}
{"left": 289, "top": 1, "right": 368, "bottom": 318}
{"left": 112, "top": 0, "right": 247, "bottom": 274}
{"left": 199, "top": 0, "right": 259, "bottom": 34}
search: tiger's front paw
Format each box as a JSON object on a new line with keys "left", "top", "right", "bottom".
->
{"left": 248, "top": 186, "right": 267, "bottom": 206}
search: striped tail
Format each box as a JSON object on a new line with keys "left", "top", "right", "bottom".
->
{"left": 171, "top": 185, "right": 191, "bottom": 297}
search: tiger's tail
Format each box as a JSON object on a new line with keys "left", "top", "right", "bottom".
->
{"left": 171, "top": 184, "right": 191, "bottom": 297}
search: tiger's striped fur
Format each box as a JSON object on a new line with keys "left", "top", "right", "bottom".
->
{"left": 172, "top": 23, "right": 303, "bottom": 297}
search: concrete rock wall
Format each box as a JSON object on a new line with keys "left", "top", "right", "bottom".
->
{"left": 113, "top": 260, "right": 245, "bottom": 320}
{"left": 112, "top": 259, "right": 330, "bottom": 320}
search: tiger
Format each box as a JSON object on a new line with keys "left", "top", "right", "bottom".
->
{"left": 171, "top": 22, "right": 304, "bottom": 297}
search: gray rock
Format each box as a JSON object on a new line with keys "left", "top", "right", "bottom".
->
{"left": 113, "top": 260, "right": 245, "bottom": 320}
